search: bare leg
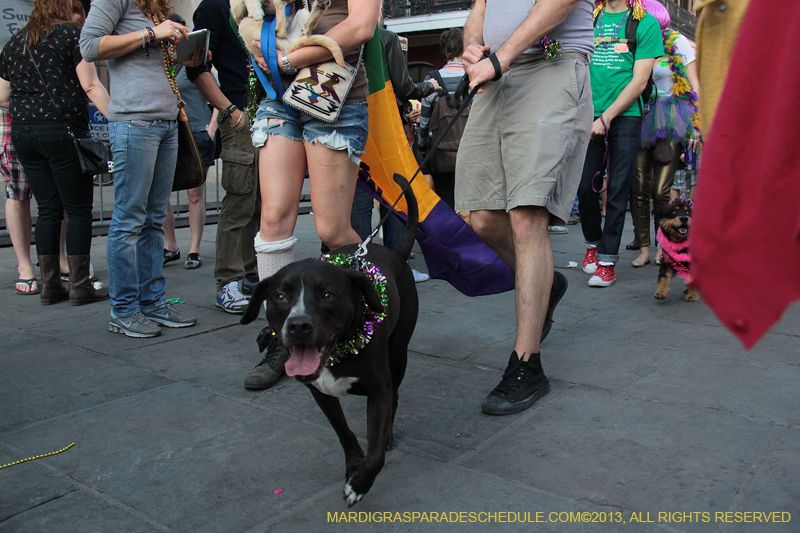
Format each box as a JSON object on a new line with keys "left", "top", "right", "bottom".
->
{"left": 164, "top": 199, "right": 178, "bottom": 252}
{"left": 258, "top": 134, "right": 306, "bottom": 242}
{"left": 470, "top": 206, "right": 551, "bottom": 357}
{"left": 186, "top": 178, "right": 206, "bottom": 254}
{"left": 6, "top": 198, "right": 35, "bottom": 282}
{"left": 305, "top": 142, "right": 361, "bottom": 249}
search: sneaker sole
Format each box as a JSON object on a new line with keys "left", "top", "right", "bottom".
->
{"left": 481, "top": 384, "right": 551, "bottom": 416}
{"left": 216, "top": 301, "right": 247, "bottom": 314}
{"left": 145, "top": 317, "right": 197, "bottom": 328}
{"left": 588, "top": 278, "right": 616, "bottom": 287}
{"left": 109, "top": 322, "right": 161, "bottom": 338}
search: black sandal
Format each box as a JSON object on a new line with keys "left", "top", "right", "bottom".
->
{"left": 16, "top": 278, "right": 40, "bottom": 295}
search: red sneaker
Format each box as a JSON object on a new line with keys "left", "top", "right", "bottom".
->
{"left": 588, "top": 263, "right": 616, "bottom": 287}
{"left": 582, "top": 247, "right": 598, "bottom": 274}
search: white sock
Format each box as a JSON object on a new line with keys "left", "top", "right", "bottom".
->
{"left": 254, "top": 233, "right": 297, "bottom": 281}
{"left": 598, "top": 261, "right": 614, "bottom": 266}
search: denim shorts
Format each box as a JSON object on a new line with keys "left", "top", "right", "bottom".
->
{"left": 251, "top": 99, "right": 368, "bottom": 165}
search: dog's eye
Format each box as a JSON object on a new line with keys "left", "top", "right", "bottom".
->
{"left": 323, "top": 291, "right": 334, "bottom": 301}
{"left": 274, "top": 293, "right": 286, "bottom": 303}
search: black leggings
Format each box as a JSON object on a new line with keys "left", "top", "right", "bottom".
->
{"left": 11, "top": 122, "right": 94, "bottom": 256}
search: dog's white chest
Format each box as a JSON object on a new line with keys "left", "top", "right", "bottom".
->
{"left": 311, "top": 368, "right": 358, "bottom": 397}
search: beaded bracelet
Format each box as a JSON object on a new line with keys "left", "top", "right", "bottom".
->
{"left": 147, "top": 27, "right": 156, "bottom": 43}
{"left": 221, "top": 104, "right": 237, "bottom": 121}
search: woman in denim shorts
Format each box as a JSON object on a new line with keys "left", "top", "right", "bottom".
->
{"left": 248, "top": 0, "right": 379, "bottom": 280}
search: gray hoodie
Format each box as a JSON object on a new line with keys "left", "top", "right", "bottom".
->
{"left": 80, "top": 0, "right": 180, "bottom": 122}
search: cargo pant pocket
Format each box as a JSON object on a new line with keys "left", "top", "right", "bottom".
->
{"left": 220, "top": 146, "right": 255, "bottom": 195}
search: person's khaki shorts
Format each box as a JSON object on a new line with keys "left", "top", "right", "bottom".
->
{"left": 455, "top": 52, "right": 593, "bottom": 224}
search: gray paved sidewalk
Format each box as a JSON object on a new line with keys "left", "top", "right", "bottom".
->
{"left": 1, "top": 215, "right": 798, "bottom": 533}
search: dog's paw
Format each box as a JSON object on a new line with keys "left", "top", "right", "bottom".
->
{"left": 654, "top": 289, "right": 669, "bottom": 300}
{"left": 684, "top": 290, "right": 700, "bottom": 302}
{"left": 246, "top": 0, "right": 265, "bottom": 20}
{"left": 314, "top": 0, "right": 332, "bottom": 10}
{"left": 343, "top": 478, "right": 364, "bottom": 507}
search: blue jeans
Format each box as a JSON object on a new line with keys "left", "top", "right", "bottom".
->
{"left": 107, "top": 119, "right": 177, "bottom": 317}
{"left": 351, "top": 186, "right": 374, "bottom": 241}
{"left": 578, "top": 116, "right": 642, "bottom": 263}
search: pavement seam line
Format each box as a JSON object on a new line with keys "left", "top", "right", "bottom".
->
{"left": 719, "top": 424, "right": 781, "bottom": 528}
{"left": 448, "top": 385, "right": 574, "bottom": 467}
{"left": 240, "top": 452, "right": 408, "bottom": 532}
{"left": 0, "top": 442, "right": 174, "bottom": 532}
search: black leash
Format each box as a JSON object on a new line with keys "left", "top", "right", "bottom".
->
{"left": 352, "top": 63, "right": 484, "bottom": 260}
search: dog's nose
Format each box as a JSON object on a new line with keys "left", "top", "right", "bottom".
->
{"left": 680, "top": 216, "right": 689, "bottom": 223}
{"left": 287, "top": 316, "right": 313, "bottom": 336}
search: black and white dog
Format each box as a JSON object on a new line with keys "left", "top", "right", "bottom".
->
{"left": 241, "top": 174, "right": 419, "bottom": 506}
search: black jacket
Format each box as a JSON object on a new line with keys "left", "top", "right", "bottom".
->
{"left": 379, "top": 28, "right": 435, "bottom": 108}
{"left": 186, "top": 0, "right": 250, "bottom": 109}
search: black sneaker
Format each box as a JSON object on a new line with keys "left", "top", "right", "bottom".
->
{"left": 481, "top": 352, "right": 550, "bottom": 415}
{"left": 541, "top": 271, "right": 568, "bottom": 343}
{"left": 244, "top": 325, "right": 290, "bottom": 389}
{"left": 163, "top": 249, "right": 181, "bottom": 266}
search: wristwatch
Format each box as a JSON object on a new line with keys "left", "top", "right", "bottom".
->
{"left": 281, "top": 53, "right": 297, "bottom": 76}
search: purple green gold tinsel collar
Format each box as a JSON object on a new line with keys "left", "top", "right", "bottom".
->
{"left": 320, "top": 253, "right": 389, "bottom": 366}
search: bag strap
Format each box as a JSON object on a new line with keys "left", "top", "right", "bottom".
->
{"left": 453, "top": 72, "right": 470, "bottom": 103}
{"left": 24, "top": 41, "right": 75, "bottom": 138}
{"left": 429, "top": 70, "right": 452, "bottom": 109}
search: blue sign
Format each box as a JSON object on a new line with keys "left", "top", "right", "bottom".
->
{"left": 89, "top": 108, "right": 108, "bottom": 141}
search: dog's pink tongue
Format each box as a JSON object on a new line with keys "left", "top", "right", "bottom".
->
{"left": 285, "top": 345, "right": 322, "bottom": 377}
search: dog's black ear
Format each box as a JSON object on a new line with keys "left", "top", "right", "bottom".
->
{"left": 344, "top": 269, "right": 384, "bottom": 314}
{"left": 240, "top": 277, "right": 271, "bottom": 325}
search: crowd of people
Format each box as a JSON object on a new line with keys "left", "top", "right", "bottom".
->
{"left": 1, "top": 0, "right": 702, "bottom": 415}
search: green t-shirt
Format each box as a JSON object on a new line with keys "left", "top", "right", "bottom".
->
{"left": 590, "top": 11, "right": 664, "bottom": 117}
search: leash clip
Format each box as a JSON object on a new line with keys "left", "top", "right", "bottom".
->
{"left": 349, "top": 225, "right": 380, "bottom": 264}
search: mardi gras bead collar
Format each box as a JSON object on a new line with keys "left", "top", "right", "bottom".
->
{"left": 320, "top": 253, "right": 389, "bottom": 366}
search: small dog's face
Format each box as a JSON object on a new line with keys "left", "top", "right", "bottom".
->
{"left": 659, "top": 198, "right": 692, "bottom": 243}
{"left": 242, "top": 259, "right": 384, "bottom": 382}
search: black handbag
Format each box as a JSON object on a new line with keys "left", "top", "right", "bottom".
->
{"left": 653, "top": 140, "right": 675, "bottom": 164}
{"left": 73, "top": 136, "right": 111, "bottom": 176}
{"left": 171, "top": 106, "right": 206, "bottom": 191}
{"left": 26, "top": 43, "right": 110, "bottom": 176}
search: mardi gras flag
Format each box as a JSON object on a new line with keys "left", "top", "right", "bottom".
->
{"left": 359, "top": 27, "right": 515, "bottom": 297}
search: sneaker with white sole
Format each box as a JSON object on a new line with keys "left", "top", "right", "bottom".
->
{"left": 588, "top": 263, "right": 616, "bottom": 287}
{"left": 109, "top": 311, "right": 161, "bottom": 338}
{"left": 241, "top": 277, "right": 258, "bottom": 298}
{"left": 142, "top": 302, "right": 197, "bottom": 328}
{"left": 412, "top": 269, "right": 429, "bottom": 283}
{"left": 216, "top": 281, "right": 249, "bottom": 314}
{"left": 582, "top": 246, "right": 598, "bottom": 274}
{"left": 481, "top": 351, "right": 550, "bottom": 415}
{"left": 548, "top": 225, "right": 568, "bottom": 234}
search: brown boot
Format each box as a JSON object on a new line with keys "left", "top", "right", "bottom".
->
{"left": 67, "top": 255, "right": 109, "bottom": 306}
{"left": 38, "top": 255, "right": 69, "bottom": 305}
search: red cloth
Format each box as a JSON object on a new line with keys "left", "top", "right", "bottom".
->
{"left": 692, "top": 0, "right": 800, "bottom": 348}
